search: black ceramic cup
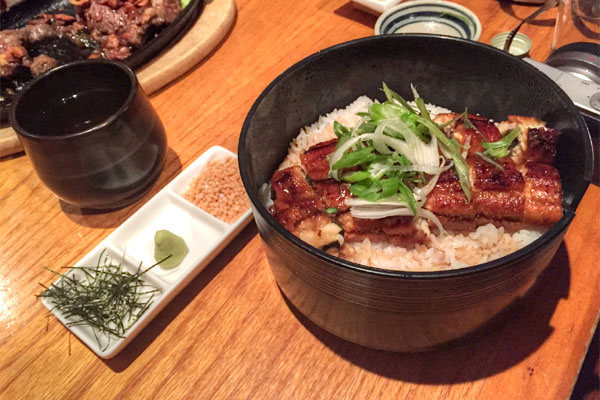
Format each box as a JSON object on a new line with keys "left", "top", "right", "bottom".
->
{"left": 10, "top": 60, "right": 167, "bottom": 209}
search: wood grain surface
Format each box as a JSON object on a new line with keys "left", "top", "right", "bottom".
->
{"left": 0, "top": 0, "right": 236, "bottom": 157}
{"left": 1, "top": 1, "right": 598, "bottom": 399}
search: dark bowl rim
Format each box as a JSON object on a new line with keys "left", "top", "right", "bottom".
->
{"left": 9, "top": 59, "right": 137, "bottom": 141}
{"left": 239, "top": 34, "right": 592, "bottom": 280}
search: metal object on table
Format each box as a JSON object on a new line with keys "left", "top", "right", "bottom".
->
{"left": 503, "top": 0, "right": 559, "bottom": 52}
{"left": 546, "top": 42, "right": 600, "bottom": 84}
{"left": 525, "top": 49, "right": 600, "bottom": 137}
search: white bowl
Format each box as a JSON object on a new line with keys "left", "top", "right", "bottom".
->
{"left": 375, "top": 0, "right": 482, "bottom": 41}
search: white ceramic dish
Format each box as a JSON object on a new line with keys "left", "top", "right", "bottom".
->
{"left": 352, "top": 0, "right": 403, "bottom": 16}
{"left": 374, "top": 0, "right": 482, "bottom": 41}
{"left": 40, "top": 146, "right": 252, "bottom": 359}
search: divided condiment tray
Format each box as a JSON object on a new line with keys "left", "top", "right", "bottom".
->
{"left": 40, "top": 146, "right": 252, "bottom": 358}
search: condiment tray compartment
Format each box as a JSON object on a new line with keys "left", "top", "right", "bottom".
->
{"left": 41, "top": 146, "right": 252, "bottom": 359}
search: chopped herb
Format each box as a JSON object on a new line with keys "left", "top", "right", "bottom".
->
{"left": 476, "top": 151, "right": 505, "bottom": 170}
{"left": 325, "top": 207, "right": 338, "bottom": 214}
{"left": 332, "top": 146, "right": 377, "bottom": 169}
{"left": 382, "top": 82, "right": 416, "bottom": 114}
{"left": 37, "top": 250, "right": 162, "bottom": 351}
{"left": 463, "top": 111, "right": 484, "bottom": 138}
{"left": 483, "top": 127, "right": 521, "bottom": 159}
{"left": 398, "top": 181, "right": 418, "bottom": 215}
{"left": 413, "top": 116, "right": 471, "bottom": 202}
{"left": 329, "top": 83, "right": 473, "bottom": 213}
{"left": 438, "top": 111, "right": 465, "bottom": 129}
{"left": 342, "top": 170, "right": 370, "bottom": 182}
{"left": 333, "top": 121, "right": 351, "bottom": 138}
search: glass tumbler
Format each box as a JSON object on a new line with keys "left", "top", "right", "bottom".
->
{"left": 551, "top": 0, "right": 600, "bottom": 52}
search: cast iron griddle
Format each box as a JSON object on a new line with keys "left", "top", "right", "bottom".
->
{"left": 0, "top": 0, "right": 202, "bottom": 120}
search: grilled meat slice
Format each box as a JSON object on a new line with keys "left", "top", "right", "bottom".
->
{"left": 29, "top": 54, "right": 58, "bottom": 76}
{"left": 300, "top": 139, "right": 337, "bottom": 181}
{"left": 424, "top": 169, "right": 475, "bottom": 219}
{"left": 470, "top": 155, "right": 525, "bottom": 221}
{"left": 433, "top": 113, "right": 502, "bottom": 155}
{"left": 0, "top": 30, "right": 28, "bottom": 76}
{"left": 270, "top": 166, "right": 341, "bottom": 248}
{"left": 151, "top": 0, "right": 181, "bottom": 24}
{"left": 80, "top": 0, "right": 180, "bottom": 59}
{"left": 434, "top": 216, "right": 477, "bottom": 232}
{"left": 519, "top": 127, "right": 559, "bottom": 164}
{"left": 522, "top": 162, "right": 563, "bottom": 226}
{"left": 337, "top": 212, "right": 419, "bottom": 246}
{"left": 498, "top": 115, "right": 560, "bottom": 165}
{"left": 470, "top": 156, "right": 524, "bottom": 192}
{"left": 313, "top": 179, "right": 351, "bottom": 212}
{"left": 425, "top": 156, "right": 527, "bottom": 230}
{"left": 271, "top": 166, "right": 326, "bottom": 230}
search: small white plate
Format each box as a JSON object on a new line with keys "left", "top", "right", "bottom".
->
{"left": 352, "top": 0, "right": 403, "bottom": 16}
{"left": 375, "top": 0, "right": 482, "bottom": 41}
{"left": 40, "top": 146, "right": 252, "bottom": 359}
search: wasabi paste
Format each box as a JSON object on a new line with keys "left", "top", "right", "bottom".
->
{"left": 154, "top": 230, "right": 188, "bottom": 269}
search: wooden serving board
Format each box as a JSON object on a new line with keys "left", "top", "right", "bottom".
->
{"left": 0, "top": 0, "right": 236, "bottom": 158}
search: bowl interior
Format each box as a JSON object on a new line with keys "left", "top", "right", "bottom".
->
{"left": 239, "top": 35, "right": 593, "bottom": 276}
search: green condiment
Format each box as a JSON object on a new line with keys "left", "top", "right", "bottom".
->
{"left": 154, "top": 230, "right": 188, "bottom": 269}
{"left": 37, "top": 250, "right": 161, "bottom": 351}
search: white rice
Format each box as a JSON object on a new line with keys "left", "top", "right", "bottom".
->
{"left": 278, "top": 97, "right": 544, "bottom": 272}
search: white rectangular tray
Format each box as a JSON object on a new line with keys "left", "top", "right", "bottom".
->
{"left": 352, "top": 0, "right": 402, "bottom": 16}
{"left": 40, "top": 146, "right": 253, "bottom": 359}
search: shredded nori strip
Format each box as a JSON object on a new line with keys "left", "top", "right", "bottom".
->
{"left": 37, "top": 250, "right": 163, "bottom": 351}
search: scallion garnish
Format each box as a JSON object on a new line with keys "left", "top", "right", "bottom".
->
{"left": 382, "top": 82, "right": 417, "bottom": 114}
{"left": 476, "top": 151, "right": 505, "bottom": 170}
{"left": 333, "top": 121, "right": 351, "bottom": 138}
{"left": 325, "top": 207, "right": 338, "bottom": 214}
{"left": 327, "top": 83, "right": 473, "bottom": 228}
{"left": 462, "top": 111, "right": 484, "bottom": 138}
{"left": 412, "top": 116, "right": 471, "bottom": 202}
{"left": 482, "top": 127, "right": 521, "bottom": 159}
{"left": 332, "top": 146, "right": 376, "bottom": 169}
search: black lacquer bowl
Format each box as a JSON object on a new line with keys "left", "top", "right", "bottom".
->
{"left": 238, "top": 35, "right": 594, "bottom": 352}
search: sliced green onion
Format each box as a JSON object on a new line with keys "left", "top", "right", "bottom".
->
{"left": 332, "top": 146, "right": 376, "bottom": 169}
{"left": 476, "top": 152, "right": 504, "bottom": 170}
{"left": 342, "top": 171, "right": 370, "bottom": 182}
{"left": 334, "top": 121, "right": 351, "bottom": 138}
{"left": 438, "top": 112, "right": 465, "bottom": 129}
{"left": 413, "top": 116, "right": 471, "bottom": 202}
{"left": 410, "top": 84, "right": 421, "bottom": 101}
{"left": 325, "top": 207, "right": 338, "bottom": 214}
{"left": 382, "top": 82, "right": 416, "bottom": 114}
{"left": 380, "top": 177, "right": 401, "bottom": 199}
{"left": 462, "top": 111, "right": 484, "bottom": 138}
{"left": 416, "top": 97, "right": 431, "bottom": 121}
{"left": 397, "top": 181, "right": 417, "bottom": 215}
{"left": 349, "top": 179, "right": 382, "bottom": 202}
{"left": 483, "top": 127, "right": 521, "bottom": 159}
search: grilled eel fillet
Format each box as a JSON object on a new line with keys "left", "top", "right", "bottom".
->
{"left": 269, "top": 114, "right": 563, "bottom": 248}
{"left": 426, "top": 113, "right": 562, "bottom": 230}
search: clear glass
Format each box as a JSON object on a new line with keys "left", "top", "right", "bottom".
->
{"left": 551, "top": 0, "right": 600, "bottom": 52}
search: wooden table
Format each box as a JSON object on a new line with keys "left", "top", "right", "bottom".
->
{"left": 1, "top": 1, "right": 598, "bottom": 399}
